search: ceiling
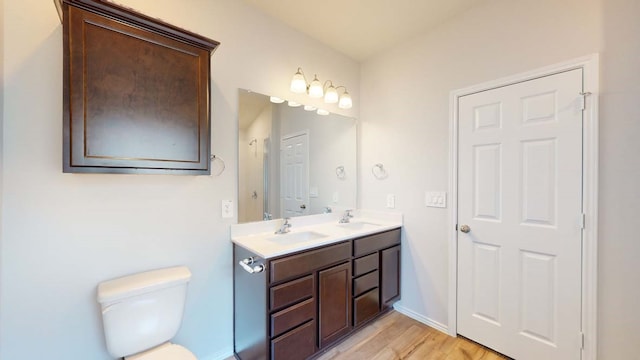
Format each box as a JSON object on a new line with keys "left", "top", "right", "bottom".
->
{"left": 241, "top": 0, "right": 484, "bottom": 62}
{"left": 239, "top": 91, "right": 270, "bottom": 130}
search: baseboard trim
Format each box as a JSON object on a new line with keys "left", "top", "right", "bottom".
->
{"left": 393, "top": 304, "right": 449, "bottom": 335}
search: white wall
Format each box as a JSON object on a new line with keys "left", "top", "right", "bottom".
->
{"left": 0, "top": 0, "right": 4, "bottom": 346}
{"left": 360, "top": 0, "right": 605, "bottom": 344}
{"left": 0, "top": 0, "right": 358, "bottom": 359}
{"left": 362, "top": 0, "right": 640, "bottom": 357}
{"left": 598, "top": 0, "right": 640, "bottom": 357}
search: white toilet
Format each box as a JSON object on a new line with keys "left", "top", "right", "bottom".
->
{"left": 97, "top": 266, "right": 197, "bottom": 360}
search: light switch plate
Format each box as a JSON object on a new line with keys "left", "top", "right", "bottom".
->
{"left": 425, "top": 191, "right": 447, "bottom": 208}
{"left": 221, "top": 200, "right": 234, "bottom": 218}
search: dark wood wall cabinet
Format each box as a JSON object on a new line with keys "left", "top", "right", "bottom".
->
{"left": 233, "top": 228, "right": 401, "bottom": 360}
{"left": 55, "top": 0, "right": 219, "bottom": 174}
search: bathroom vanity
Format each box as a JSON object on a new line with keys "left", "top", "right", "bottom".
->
{"left": 231, "top": 212, "right": 402, "bottom": 360}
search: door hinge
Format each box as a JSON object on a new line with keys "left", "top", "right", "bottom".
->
{"left": 579, "top": 92, "right": 592, "bottom": 111}
{"left": 579, "top": 213, "right": 586, "bottom": 229}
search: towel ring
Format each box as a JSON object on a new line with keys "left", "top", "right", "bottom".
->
{"left": 372, "top": 163, "right": 387, "bottom": 179}
{"left": 210, "top": 154, "right": 226, "bottom": 176}
{"left": 336, "top": 166, "right": 346, "bottom": 179}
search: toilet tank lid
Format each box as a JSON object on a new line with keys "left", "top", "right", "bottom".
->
{"left": 97, "top": 266, "right": 192, "bottom": 304}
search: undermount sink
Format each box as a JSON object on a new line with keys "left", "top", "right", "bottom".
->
{"left": 336, "top": 222, "right": 382, "bottom": 232}
{"left": 267, "top": 231, "right": 329, "bottom": 245}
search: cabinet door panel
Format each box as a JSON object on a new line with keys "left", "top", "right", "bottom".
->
{"left": 354, "top": 288, "right": 380, "bottom": 327}
{"left": 381, "top": 245, "right": 401, "bottom": 308}
{"left": 271, "top": 320, "right": 315, "bottom": 360}
{"left": 318, "top": 262, "right": 352, "bottom": 348}
{"left": 62, "top": 3, "right": 217, "bottom": 174}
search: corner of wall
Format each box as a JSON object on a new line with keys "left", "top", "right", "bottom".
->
{"left": 0, "top": 0, "right": 5, "bottom": 353}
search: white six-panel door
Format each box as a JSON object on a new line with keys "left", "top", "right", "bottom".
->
{"left": 281, "top": 132, "right": 309, "bottom": 218}
{"left": 457, "top": 69, "right": 583, "bottom": 360}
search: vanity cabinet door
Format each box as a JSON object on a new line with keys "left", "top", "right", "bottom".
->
{"left": 318, "top": 262, "right": 352, "bottom": 348}
{"left": 381, "top": 245, "right": 401, "bottom": 309}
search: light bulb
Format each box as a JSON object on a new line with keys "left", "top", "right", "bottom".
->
{"left": 338, "top": 91, "right": 352, "bottom": 109}
{"left": 317, "top": 109, "right": 329, "bottom": 116}
{"left": 308, "top": 75, "right": 324, "bottom": 98}
{"left": 290, "top": 69, "right": 307, "bottom": 94}
{"left": 324, "top": 85, "right": 338, "bottom": 103}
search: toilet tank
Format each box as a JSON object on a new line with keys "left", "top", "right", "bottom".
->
{"left": 97, "top": 266, "right": 192, "bottom": 358}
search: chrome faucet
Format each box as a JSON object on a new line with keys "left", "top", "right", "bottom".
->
{"left": 275, "top": 218, "right": 292, "bottom": 234}
{"left": 339, "top": 210, "right": 354, "bottom": 223}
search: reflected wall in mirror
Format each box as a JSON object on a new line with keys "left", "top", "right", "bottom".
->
{"left": 238, "top": 90, "right": 357, "bottom": 223}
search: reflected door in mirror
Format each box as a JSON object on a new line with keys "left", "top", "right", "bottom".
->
{"left": 281, "top": 132, "right": 309, "bottom": 218}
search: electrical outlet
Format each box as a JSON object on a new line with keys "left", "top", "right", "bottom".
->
{"left": 221, "top": 200, "right": 234, "bottom": 218}
{"left": 386, "top": 194, "right": 395, "bottom": 209}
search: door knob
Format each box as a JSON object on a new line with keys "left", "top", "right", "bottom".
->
{"left": 300, "top": 204, "right": 306, "bottom": 209}
{"left": 460, "top": 224, "right": 471, "bottom": 233}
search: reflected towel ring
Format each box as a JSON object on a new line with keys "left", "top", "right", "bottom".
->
{"left": 210, "top": 154, "right": 226, "bottom": 176}
{"left": 336, "top": 166, "right": 346, "bottom": 179}
{"left": 372, "top": 163, "right": 387, "bottom": 179}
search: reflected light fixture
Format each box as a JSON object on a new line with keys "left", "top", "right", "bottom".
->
{"left": 270, "top": 96, "right": 285, "bottom": 104}
{"left": 287, "top": 100, "right": 301, "bottom": 107}
{"left": 290, "top": 67, "right": 353, "bottom": 109}
{"left": 317, "top": 109, "right": 330, "bottom": 116}
{"left": 304, "top": 105, "right": 317, "bottom": 111}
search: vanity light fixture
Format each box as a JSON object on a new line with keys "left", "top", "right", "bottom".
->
{"left": 290, "top": 67, "right": 353, "bottom": 109}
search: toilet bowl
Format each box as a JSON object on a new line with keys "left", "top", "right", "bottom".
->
{"left": 126, "top": 343, "right": 196, "bottom": 360}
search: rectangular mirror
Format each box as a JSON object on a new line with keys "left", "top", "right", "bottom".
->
{"left": 238, "top": 89, "right": 357, "bottom": 223}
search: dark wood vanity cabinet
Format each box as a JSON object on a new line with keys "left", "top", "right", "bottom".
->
{"left": 352, "top": 229, "right": 401, "bottom": 327}
{"left": 233, "top": 228, "right": 401, "bottom": 360}
{"left": 55, "top": 0, "right": 219, "bottom": 174}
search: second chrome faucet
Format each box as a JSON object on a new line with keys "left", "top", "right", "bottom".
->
{"left": 275, "top": 217, "right": 292, "bottom": 234}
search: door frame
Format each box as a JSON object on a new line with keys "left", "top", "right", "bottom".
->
{"left": 447, "top": 54, "right": 599, "bottom": 360}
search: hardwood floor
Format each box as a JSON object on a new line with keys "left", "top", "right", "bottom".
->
{"left": 228, "top": 310, "right": 510, "bottom": 360}
{"left": 316, "top": 311, "right": 510, "bottom": 360}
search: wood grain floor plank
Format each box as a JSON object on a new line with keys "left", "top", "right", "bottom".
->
{"left": 230, "top": 311, "right": 509, "bottom": 360}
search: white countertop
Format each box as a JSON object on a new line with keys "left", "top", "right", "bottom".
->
{"left": 231, "top": 210, "right": 403, "bottom": 259}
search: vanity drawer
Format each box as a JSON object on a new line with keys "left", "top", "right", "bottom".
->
{"left": 270, "top": 241, "right": 351, "bottom": 283}
{"left": 353, "top": 252, "right": 379, "bottom": 276}
{"left": 353, "top": 270, "right": 378, "bottom": 297}
{"left": 271, "top": 320, "right": 316, "bottom": 360}
{"left": 353, "top": 288, "right": 379, "bottom": 327}
{"left": 271, "top": 298, "right": 315, "bottom": 338}
{"left": 353, "top": 228, "right": 401, "bottom": 257}
{"left": 270, "top": 275, "right": 314, "bottom": 311}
